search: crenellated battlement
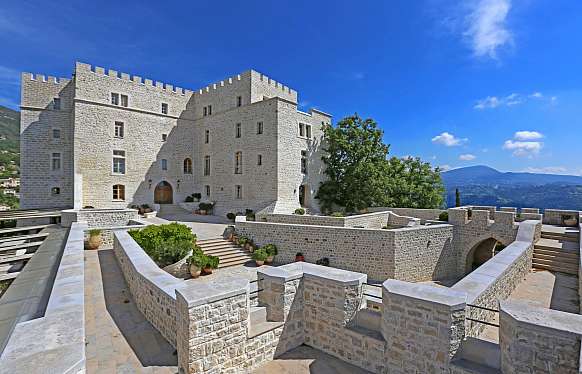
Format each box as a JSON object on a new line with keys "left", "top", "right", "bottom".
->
{"left": 75, "top": 62, "right": 193, "bottom": 95}
{"left": 22, "top": 72, "right": 71, "bottom": 85}
{"left": 196, "top": 72, "right": 245, "bottom": 95}
{"left": 253, "top": 70, "right": 296, "bottom": 95}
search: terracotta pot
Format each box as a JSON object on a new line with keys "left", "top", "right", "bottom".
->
{"left": 87, "top": 235, "right": 102, "bottom": 250}
{"left": 189, "top": 264, "right": 201, "bottom": 278}
{"left": 266, "top": 256, "right": 274, "bottom": 264}
{"left": 255, "top": 260, "right": 264, "bottom": 266}
{"left": 200, "top": 210, "right": 207, "bottom": 215}
{"left": 202, "top": 267, "right": 213, "bottom": 275}
{"left": 244, "top": 243, "right": 252, "bottom": 251}
{"left": 295, "top": 255, "right": 305, "bottom": 262}
{"left": 563, "top": 218, "right": 578, "bottom": 227}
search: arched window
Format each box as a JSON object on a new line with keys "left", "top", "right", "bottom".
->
{"left": 113, "top": 184, "right": 125, "bottom": 201}
{"left": 183, "top": 158, "right": 192, "bottom": 174}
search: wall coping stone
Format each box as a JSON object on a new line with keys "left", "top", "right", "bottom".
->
{"left": 175, "top": 276, "right": 249, "bottom": 308}
{"left": 383, "top": 279, "right": 467, "bottom": 309}
{"left": 500, "top": 300, "right": 582, "bottom": 337}
{"left": 268, "top": 262, "right": 368, "bottom": 285}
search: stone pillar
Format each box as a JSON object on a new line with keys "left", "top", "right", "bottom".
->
{"left": 500, "top": 300, "right": 582, "bottom": 374}
{"left": 382, "top": 280, "right": 467, "bottom": 373}
{"left": 257, "top": 267, "right": 302, "bottom": 322}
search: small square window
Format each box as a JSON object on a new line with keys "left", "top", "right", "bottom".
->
{"left": 114, "top": 121, "right": 124, "bottom": 138}
{"left": 113, "top": 184, "right": 125, "bottom": 201}
{"left": 161, "top": 103, "right": 168, "bottom": 114}
{"left": 51, "top": 187, "right": 60, "bottom": 195}
{"left": 161, "top": 159, "right": 168, "bottom": 171}
{"left": 52, "top": 128, "right": 61, "bottom": 139}
{"left": 111, "top": 93, "right": 119, "bottom": 106}
{"left": 162, "top": 134, "right": 167, "bottom": 142}
{"left": 53, "top": 98, "right": 61, "bottom": 110}
{"left": 120, "top": 94, "right": 128, "bottom": 107}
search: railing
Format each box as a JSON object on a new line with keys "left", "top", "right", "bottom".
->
{"left": 466, "top": 304, "right": 499, "bottom": 328}
{"left": 248, "top": 277, "right": 264, "bottom": 300}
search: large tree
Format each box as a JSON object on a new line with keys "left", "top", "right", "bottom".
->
{"left": 316, "top": 114, "right": 444, "bottom": 213}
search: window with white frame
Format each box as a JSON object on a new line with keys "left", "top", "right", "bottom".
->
{"left": 299, "top": 123, "right": 305, "bottom": 137}
{"left": 113, "top": 184, "right": 125, "bottom": 201}
{"left": 204, "top": 156, "right": 210, "bottom": 176}
{"left": 52, "top": 128, "right": 61, "bottom": 139}
{"left": 235, "top": 185, "right": 242, "bottom": 199}
{"left": 120, "top": 94, "right": 128, "bottom": 107}
{"left": 257, "top": 121, "right": 263, "bottom": 135}
{"left": 306, "top": 124, "right": 312, "bottom": 139}
{"left": 161, "top": 159, "right": 168, "bottom": 171}
{"left": 112, "top": 150, "right": 126, "bottom": 174}
{"left": 114, "top": 121, "right": 124, "bottom": 138}
{"left": 161, "top": 103, "right": 168, "bottom": 114}
{"left": 111, "top": 93, "right": 119, "bottom": 106}
{"left": 234, "top": 152, "right": 243, "bottom": 174}
{"left": 51, "top": 152, "right": 61, "bottom": 171}
{"left": 235, "top": 123, "right": 241, "bottom": 138}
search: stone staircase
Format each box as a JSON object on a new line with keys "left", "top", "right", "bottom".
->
{"left": 157, "top": 203, "right": 189, "bottom": 216}
{"left": 532, "top": 226, "right": 580, "bottom": 275}
{"left": 197, "top": 237, "right": 253, "bottom": 269}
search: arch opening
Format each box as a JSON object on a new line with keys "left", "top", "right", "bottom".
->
{"left": 154, "top": 181, "right": 173, "bottom": 204}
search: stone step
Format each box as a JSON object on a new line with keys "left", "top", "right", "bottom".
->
{"left": 208, "top": 251, "right": 252, "bottom": 261}
{"left": 535, "top": 238, "right": 579, "bottom": 252}
{"left": 0, "top": 253, "right": 34, "bottom": 264}
{"left": 250, "top": 306, "right": 267, "bottom": 325}
{"left": 0, "top": 272, "right": 19, "bottom": 281}
{"left": 218, "top": 257, "right": 253, "bottom": 269}
{"left": 532, "top": 261, "right": 578, "bottom": 275}
{"left": 533, "top": 252, "right": 579, "bottom": 265}
{"left": 197, "top": 238, "right": 227, "bottom": 245}
{"left": 202, "top": 246, "right": 247, "bottom": 255}
{"left": 541, "top": 233, "right": 579, "bottom": 242}
{"left": 198, "top": 242, "right": 241, "bottom": 251}
{"left": 533, "top": 247, "right": 579, "bottom": 259}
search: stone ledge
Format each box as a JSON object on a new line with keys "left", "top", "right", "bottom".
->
{"left": 500, "top": 300, "right": 582, "bottom": 336}
{"left": 383, "top": 279, "right": 467, "bottom": 309}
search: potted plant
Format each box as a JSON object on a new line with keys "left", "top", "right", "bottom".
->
{"left": 87, "top": 229, "right": 102, "bottom": 250}
{"left": 438, "top": 211, "right": 448, "bottom": 222}
{"left": 245, "top": 239, "right": 255, "bottom": 252}
{"left": 252, "top": 248, "right": 268, "bottom": 266}
{"left": 188, "top": 251, "right": 204, "bottom": 278}
{"left": 263, "top": 244, "right": 278, "bottom": 264}
{"left": 563, "top": 215, "right": 578, "bottom": 227}
{"left": 192, "top": 193, "right": 201, "bottom": 202}
{"left": 294, "top": 208, "right": 305, "bottom": 215}
{"left": 202, "top": 255, "right": 219, "bottom": 275}
{"left": 245, "top": 209, "right": 255, "bottom": 221}
{"left": 295, "top": 252, "right": 305, "bottom": 262}
{"left": 226, "top": 212, "right": 236, "bottom": 222}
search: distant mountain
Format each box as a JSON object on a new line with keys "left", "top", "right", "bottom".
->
{"left": 442, "top": 165, "right": 582, "bottom": 210}
{"left": 0, "top": 105, "right": 20, "bottom": 177}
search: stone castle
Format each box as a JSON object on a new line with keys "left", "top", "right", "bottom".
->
{"left": 20, "top": 62, "right": 330, "bottom": 215}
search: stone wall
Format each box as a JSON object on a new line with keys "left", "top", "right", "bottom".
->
{"left": 543, "top": 209, "right": 581, "bottom": 225}
{"left": 236, "top": 216, "right": 454, "bottom": 282}
{"left": 451, "top": 220, "right": 540, "bottom": 336}
{"left": 500, "top": 300, "right": 582, "bottom": 374}
{"left": 368, "top": 207, "right": 445, "bottom": 221}
{"left": 259, "top": 211, "right": 392, "bottom": 229}
{"left": 62, "top": 208, "right": 142, "bottom": 247}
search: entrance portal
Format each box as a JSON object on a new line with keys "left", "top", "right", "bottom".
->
{"left": 154, "top": 181, "right": 173, "bottom": 204}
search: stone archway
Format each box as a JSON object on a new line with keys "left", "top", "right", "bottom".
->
{"left": 465, "top": 237, "right": 498, "bottom": 274}
{"left": 154, "top": 181, "right": 173, "bottom": 204}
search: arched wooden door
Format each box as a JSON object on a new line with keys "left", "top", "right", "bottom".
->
{"left": 154, "top": 181, "right": 173, "bottom": 204}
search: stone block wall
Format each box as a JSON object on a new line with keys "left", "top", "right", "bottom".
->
{"left": 367, "top": 207, "right": 445, "bottom": 222}
{"left": 63, "top": 208, "right": 141, "bottom": 247}
{"left": 344, "top": 211, "right": 392, "bottom": 228}
{"left": 259, "top": 211, "right": 392, "bottom": 229}
{"left": 543, "top": 209, "right": 581, "bottom": 225}
{"left": 500, "top": 300, "right": 582, "bottom": 374}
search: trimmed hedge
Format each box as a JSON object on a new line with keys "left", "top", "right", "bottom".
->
{"left": 129, "top": 223, "right": 196, "bottom": 267}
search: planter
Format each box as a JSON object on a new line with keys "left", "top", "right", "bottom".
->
{"left": 265, "top": 256, "right": 274, "bottom": 264}
{"left": 255, "top": 260, "right": 265, "bottom": 266}
{"left": 87, "top": 234, "right": 102, "bottom": 250}
{"left": 244, "top": 243, "right": 252, "bottom": 251}
{"left": 143, "top": 211, "right": 157, "bottom": 219}
{"left": 202, "top": 267, "right": 213, "bottom": 275}
{"left": 563, "top": 218, "right": 578, "bottom": 227}
{"left": 199, "top": 210, "right": 207, "bottom": 215}
{"left": 295, "top": 254, "right": 305, "bottom": 262}
{"left": 189, "top": 264, "right": 202, "bottom": 278}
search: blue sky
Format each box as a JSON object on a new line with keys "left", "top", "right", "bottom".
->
{"left": 1, "top": 0, "right": 581, "bottom": 174}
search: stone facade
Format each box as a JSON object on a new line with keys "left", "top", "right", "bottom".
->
{"left": 20, "top": 63, "right": 331, "bottom": 216}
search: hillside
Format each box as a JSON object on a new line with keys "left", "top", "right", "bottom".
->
{"left": 0, "top": 105, "right": 20, "bottom": 178}
{"left": 442, "top": 166, "right": 582, "bottom": 210}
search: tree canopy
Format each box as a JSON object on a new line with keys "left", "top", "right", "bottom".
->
{"left": 316, "top": 114, "right": 444, "bottom": 213}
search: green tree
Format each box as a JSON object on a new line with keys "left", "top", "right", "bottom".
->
{"left": 455, "top": 188, "right": 461, "bottom": 207}
{"left": 384, "top": 157, "right": 445, "bottom": 209}
{"left": 316, "top": 114, "right": 390, "bottom": 213}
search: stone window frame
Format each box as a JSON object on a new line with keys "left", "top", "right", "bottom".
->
{"left": 120, "top": 94, "right": 129, "bottom": 107}
{"left": 183, "top": 158, "right": 193, "bottom": 174}
{"left": 257, "top": 154, "right": 262, "bottom": 166}
{"left": 53, "top": 98, "right": 61, "bottom": 110}
{"left": 234, "top": 151, "right": 243, "bottom": 174}
{"left": 235, "top": 185, "right": 242, "bottom": 199}
{"left": 161, "top": 159, "right": 168, "bottom": 171}
{"left": 161, "top": 102, "right": 168, "bottom": 115}
{"left": 203, "top": 106, "right": 207, "bottom": 116}
{"left": 205, "top": 185, "right": 210, "bottom": 197}
{"left": 207, "top": 105, "right": 212, "bottom": 115}
{"left": 112, "top": 150, "right": 126, "bottom": 175}
{"left": 235, "top": 123, "right": 242, "bottom": 138}
{"left": 299, "top": 123, "right": 305, "bottom": 137}
{"left": 114, "top": 121, "right": 124, "bottom": 138}
{"left": 112, "top": 184, "right": 125, "bottom": 201}
{"left": 306, "top": 124, "right": 312, "bottom": 139}
{"left": 51, "top": 127, "right": 61, "bottom": 140}
{"left": 111, "top": 93, "right": 119, "bottom": 106}
{"left": 257, "top": 121, "right": 263, "bottom": 135}
{"left": 50, "top": 152, "right": 62, "bottom": 172}
{"left": 204, "top": 156, "right": 211, "bottom": 176}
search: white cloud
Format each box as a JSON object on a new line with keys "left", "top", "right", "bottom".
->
{"left": 439, "top": 164, "right": 452, "bottom": 171}
{"left": 502, "top": 140, "right": 542, "bottom": 157}
{"left": 431, "top": 132, "right": 467, "bottom": 147}
{"left": 474, "top": 96, "right": 501, "bottom": 109}
{"left": 523, "top": 166, "right": 567, "bottom": 174}
{"left": 464, "top": 0, "right": 513, "bottom": 59}
{"left": 514, "top": 131, "right": 543, "bottom": 141}
{"left": 352, "top": 72, "right": 365, "bottom": 80}
{"left": 474, "top": 92, "right": 556, "bottom": 110}
{"left": 529, "top": 92, "right": 543, "bottom": 99}
{"left": 459, "top": 154, "right": 476, "bottom": 161}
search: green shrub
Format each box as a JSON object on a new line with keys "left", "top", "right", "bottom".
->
{"left": 226, "top": 212, "right": 236, "bottom": 221}
{"left": 192, "top": 193, "right": 202, "bottom": 200}
{"left": 330, "top": 211, "right": 344, "bottom": 217}
{"left": 129, "top": 223, "right": 196, "bottom": 267}
{"left": 187, "top": 249, "right": 219, "bottom": 269}
{"left": 237, "top": 236, "right": 249, "bottom": 246}
{"left": 245, "top": 209, "right": 255, "bottom": 221}
{"left": 199, "top": 202, "right": 214, "bottom": 211}
{"left": 252, "top": 248, "right": 268, "bottom": 261}
{"left": 438, "top": 211, "right": 448, "bottom": 222}
{"left": 263, "top": 244, "right": 278, "bottom": 256}
{"left": 205, "top": 255, "right": 219, "bottom": 269}
{"left": 185, "top": 195, "right": 194, "bottom": 202}
{"left": 89, "top": 229, "right": 102, "bottom": 236}
{"left": 294, "top": 208, "right": 305, "bottom": 215}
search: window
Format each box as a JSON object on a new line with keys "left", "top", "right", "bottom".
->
{"left": 235, "top": 123, "right": 241, "bottom": 138}
{"left": 235, "top": 185, "right": 242, "bottom": 199}
{"left": 161, "top": 159, "right": 168, "bottom": 171}
{"left": 51, "top": 152, "right": 61, "bottom": 171}
{"left": 113, "top": 184, "right": 125, "bottom": 201}
{"left": 162, "top": 134, "right": 167, "bottom": 142}
{"left": 306, "top": 125, "right": 312, "bottom": 139}
{"left": 114, "top": 121, "right": 124, "bottom": 138}
{"left": 51, "top": 187, "right": 60, "bottom": 195}
{"left": 111, "top": 93, "right": 119, "bottom": 106}
{"left": 112, "top": 150, "right": 126, "bottom": 174}
{"left": 120, "top": 94, "right": 128, "bottom": 107}
{"left": 205, "top": 185, "right": 210, "bottom": 197}
{"left": 257, "top": 154, "right": 262, "bottom": 166}
{"left": 205, "top": 130, "right": 209, "bottom": 144}
{"left": 257, "top": 121, "right": 263, "bottom": 135}
{"left": 53, "top": 98, "right": 61, "bottom": 110}
{"left": 301, "top": 150, "right": 307, "bottom": 174}
{"left": 203, "top": 107, "right": 207, "bottom": 116}
{"left": 235, "top": 152, "right": 243, "bottom": 174}
{"left": 183, "top": 158, "right": 192, "bottom": 174}
{"left": 299, "top": 123, "right": 305, "bottom": 137}
{"left": 207, "top": 105, "right": 212, "bottom": 115}
{"left": 237, "top": 96, "right": 242, "bottom": 107}
{"left": 52, "top": 128, "right": 61, "bottom": 139}
{"left": 161, "top": 103, "right": 168, "bottom": 114}
{"left": 204, "top": 156, "right": 210, "bottom": 176}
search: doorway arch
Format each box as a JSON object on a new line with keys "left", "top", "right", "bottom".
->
{"left": 154, "top": 181, "right": 173, "bottom": 204}
{"left": 465, "top": 237, "right": 498, "bottom": 274}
